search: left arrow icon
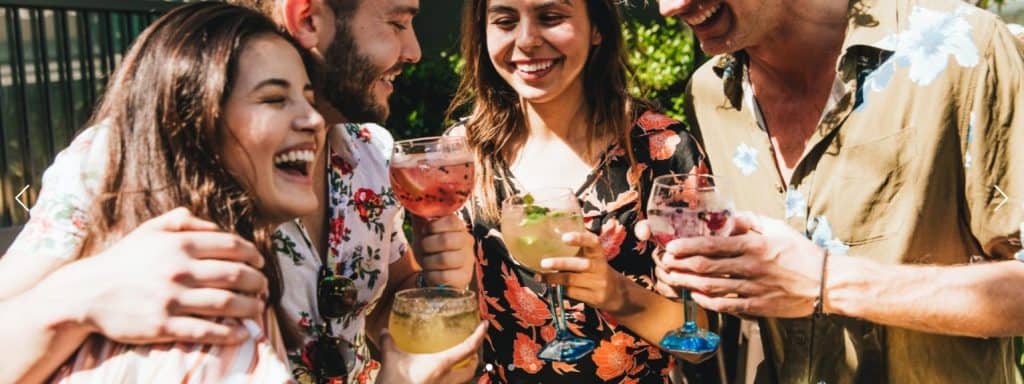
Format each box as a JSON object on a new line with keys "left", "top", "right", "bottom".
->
{"left": 15, "top": 185, "right": 30, "bottom": 212}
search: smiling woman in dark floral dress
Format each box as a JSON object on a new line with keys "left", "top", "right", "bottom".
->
{"left": 446, "top": 0, "right": 712, "bottom": 382}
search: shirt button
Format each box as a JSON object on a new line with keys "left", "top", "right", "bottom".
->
{"left": 776, "top": 184, "right": 785, "bottom": 194}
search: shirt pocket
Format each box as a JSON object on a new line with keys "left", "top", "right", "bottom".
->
{"left": 830, "top": 127, "right": 913, "bottom": 245}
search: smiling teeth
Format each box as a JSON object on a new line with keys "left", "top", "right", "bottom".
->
{"left": 684, "top": 3, "right": 721, "bottom": 26}
{"left": 382, "top": 73, "right": 398, "bottom": 83}
{"left": 518, "top": 60, "right": 555, "bottom": 73}
{"left": 273, "top": 150, "right": 315, "bottom": 165}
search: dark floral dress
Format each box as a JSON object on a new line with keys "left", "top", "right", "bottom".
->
{"left": 469, "top": 112, "right": 706, "bottom": 383}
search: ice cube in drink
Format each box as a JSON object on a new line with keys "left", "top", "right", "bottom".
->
{"left": 647, "top": 204, "right": 734, "bottom": 247}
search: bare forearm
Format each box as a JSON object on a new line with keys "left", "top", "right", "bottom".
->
{"left": 827, "top": 256, "right": 1024, "bottom": 338}
{"left": 0, "top": 289, "right": 92, "bottom": 383}
{"left": 610, "top": 278, "right": 710, "bottom": 362}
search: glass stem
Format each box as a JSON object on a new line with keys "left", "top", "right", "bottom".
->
{"left": 682, "top": 288, "right": 697, "bottom": 331}
{"left": 547, "top": 284, "right": 570, "bottom": 339}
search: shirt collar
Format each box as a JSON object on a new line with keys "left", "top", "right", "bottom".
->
{"left": 842, "top": 0, "right": 902, "bottom": 54}
{"left": 711, "top": 0, "right": 903, "bottom": 101}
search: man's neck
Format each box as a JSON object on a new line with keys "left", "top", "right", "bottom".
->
{"left": 317, "top": 100, "right": 349, "bottom": 127}
{"left": 745, "top": 0, "right": 849, "bottom": 95}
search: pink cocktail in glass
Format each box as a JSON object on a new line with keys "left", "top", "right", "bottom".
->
{"left": 390, "top": 136, "right": 474, "bottom": 220}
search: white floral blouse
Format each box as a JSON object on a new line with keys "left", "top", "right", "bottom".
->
{"left": 7, "top": 122, "right": 407, "bottom": 384}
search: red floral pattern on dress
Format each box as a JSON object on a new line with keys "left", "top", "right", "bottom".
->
{"left": 512, "top": 333, "right": 545, "bottom": 374}
{"left": 502, "top": 270, "right": 551, "bottom": 328}
{"left": 626, "top": 163, "right": 648, "bottom": 189}
{"left": 469, "top": 112, "right": 699, "bottom": 383}
{"left": 540, "top": 324, "right": 557, "bottom": 343}
{"left": 605, "top": 190, "right": 639, "bottom": 213}
{"left": 592, "top": 333, "right": 636, "bottom": 381}
{"left": 648, "top": 130, "right": 682, "bottom": 161}
{"left": 600, "top": 218, "right": 627, "bottom": 261}
{"left": 637, "top": 111, "right": 677, "bottom": 132}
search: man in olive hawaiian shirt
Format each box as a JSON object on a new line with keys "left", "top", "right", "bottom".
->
{"left": 650, "top": 0, "right": 1024, "bottom": 382}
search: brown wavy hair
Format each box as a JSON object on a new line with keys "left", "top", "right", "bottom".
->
{"left": 78, "top": 2, "right": 318, "bottom": 339}
{"left": 447, "top": 0, "right": 652, "bottom": 220}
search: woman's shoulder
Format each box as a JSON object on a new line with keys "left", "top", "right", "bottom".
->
{"left": 627, "top": 110, "right": 704, "bottom": 168}
{"left": 631, "top": 110, "right": 686, "bottom": 135}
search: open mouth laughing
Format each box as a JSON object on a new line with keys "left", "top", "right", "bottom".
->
{"left": 273, "top": 144, "right": 316, "bottom": 181}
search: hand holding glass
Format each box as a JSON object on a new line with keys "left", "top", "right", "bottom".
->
{"left": 647, "top": 174, "right": 734, "bottom": 354}
{"left": 501, "top": 188, "right": 595, "bottom": 362}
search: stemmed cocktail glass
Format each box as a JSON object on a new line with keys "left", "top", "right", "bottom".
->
{"left": 501, "top": 188, "right": 595, "bottom": 362}
{"left": 646, "top": 174, "right": 734, "bottom": 354}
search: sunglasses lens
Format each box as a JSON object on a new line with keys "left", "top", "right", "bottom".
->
{"left": 319, "top": 275, "right": 358, "bottom": 319}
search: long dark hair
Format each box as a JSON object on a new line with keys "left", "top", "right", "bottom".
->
{"left": 79, "top": 2, "right": 317, "bottom": 334}
{"left": 447, "top": 0, "right": 652, "bottom": 220}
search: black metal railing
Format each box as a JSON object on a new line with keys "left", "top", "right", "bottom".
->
{"left": 0, "top": 0, "right": 181, "bottom": 233}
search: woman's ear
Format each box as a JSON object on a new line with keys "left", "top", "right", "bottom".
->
{"left": 591, "top": 26, "right": 603, "bottom": 46}
{"left": 282, "top": 0, "right": 321, "bottom": 50}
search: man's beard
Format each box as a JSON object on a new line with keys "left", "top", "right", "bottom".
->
{"left": 321, "top": 21, "right": 390, "bottom": 124}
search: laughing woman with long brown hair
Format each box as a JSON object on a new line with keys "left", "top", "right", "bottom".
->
{"left": 0, "top": 3, "right": 324, "bottom": 382}
{"left": 448, "top": 0, "right": 711, "bottom": 382}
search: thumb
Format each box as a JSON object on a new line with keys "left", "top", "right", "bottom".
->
{"left": 142, "top": 207, "right": 220, "bottom": 232}
{"left": 634, "top": 219, "right": 651, "bottom": 241}
{"left": 435, "top": 321, "right": 488, "bottom": 365}
{"left": 731, "top": 211, "right": 760, "bottom": 235}
{"left": 379, "top": 328, "right": 398, "bottom": 354}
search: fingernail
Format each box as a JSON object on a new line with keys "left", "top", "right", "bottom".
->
{"left": 561, "top": 233, "right": 574, "bottom": 242}
{"left": 540, "top": 259, "right": 553, "bottom": 269}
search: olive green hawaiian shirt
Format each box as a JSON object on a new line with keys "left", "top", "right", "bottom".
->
{"left": 686, "top": 0, "right": 1024, "bottom": 383}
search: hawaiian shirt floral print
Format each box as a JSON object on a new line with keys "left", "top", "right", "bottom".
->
{"left": 466, "top": 112, "right": 705, "bottom": 383}
{"left": 276, "top": 123, "right": 407, "bottom": 384}
{"left": 8, "top": 122, "right": 406, "bottom": 384}
{"left": 687, "top": 0, "right": 1024, "bottom": 383}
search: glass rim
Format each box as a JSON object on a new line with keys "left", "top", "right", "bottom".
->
{"left": 393, "top": 135, "right": 467, "bottom": 147}
{"left": 394, "top": 287, "right": 476, "bottom": 301}
{"left": 651, "top": 173, "right": 722, "bottom": 190}
{"left": 392, "top": 287, "right": 477, "bottom": 316}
